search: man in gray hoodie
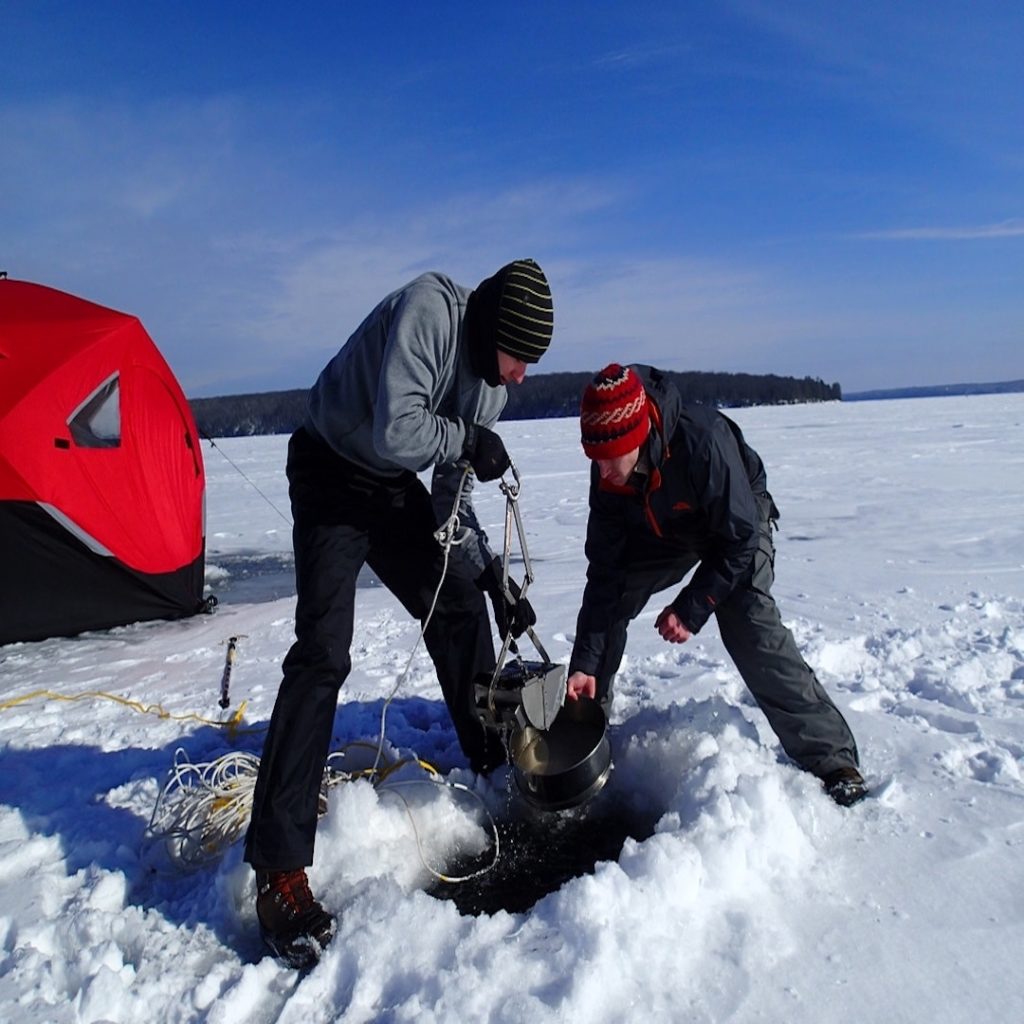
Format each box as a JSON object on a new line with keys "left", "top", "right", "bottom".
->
{"left": 244, "top": 260, "right": 554, "bottom": 967}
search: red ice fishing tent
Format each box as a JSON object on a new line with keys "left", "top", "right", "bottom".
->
{"left": 0, "top": 278, "right": 207, "bottom": 645}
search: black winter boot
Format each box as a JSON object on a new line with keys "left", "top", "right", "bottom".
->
{"left": 822, "top": 767, "right": 869, "bottom": 807}
{"left": 255, "top": 869, "right": 335, "bottom": 969}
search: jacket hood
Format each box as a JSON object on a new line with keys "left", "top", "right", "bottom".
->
{"left": 632, "top": 364, "right": 681, "bottom": 467}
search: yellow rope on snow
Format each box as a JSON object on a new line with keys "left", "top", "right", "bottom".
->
{"left": 0, "top": 688, "right": 250, "bottom": 735}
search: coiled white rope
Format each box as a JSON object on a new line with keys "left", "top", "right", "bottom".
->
{"left": 146, "top": 744, "right": 500, "bottom": 882}
{"left": 147, "top": 748, "right": 260, "bottom": 867}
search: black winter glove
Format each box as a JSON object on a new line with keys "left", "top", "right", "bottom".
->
{"left": 477, "top": 557, "right": 537, "bottom": 640}
{"left": 463, "top": 424, "right": 510, "bottom": 482}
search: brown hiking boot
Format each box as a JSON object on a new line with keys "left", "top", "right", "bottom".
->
{"left": 255, "top": 869, "right": 335, "bottom": 969}
{"left": 822, "top": 767, "right": 869, "bottom": 807}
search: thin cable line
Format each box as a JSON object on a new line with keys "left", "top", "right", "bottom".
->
{"left": 202, "top": 434, "right": 293, "bottom": 527}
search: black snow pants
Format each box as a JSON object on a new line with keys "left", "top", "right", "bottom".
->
{"left": 589, "top": 496, "right": 859, "bottom": 777}
{"left": 244, "top": 428, "right": 503, "bottom": 870}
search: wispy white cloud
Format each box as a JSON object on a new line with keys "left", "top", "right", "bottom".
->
{"left": 592, "top": 44, "right": 689, "bottom": 70}
{"left": 175, "top": 179, "right": 632, "bottom": 392}
{"left": 731, "top": 0, "right": 1024, "bottom": 161}
{"left": 854, "top": 219, "right": 1024, "bottom": 241}
{"left": 3, "top": 73, "right": 1019, "bottom": 398}
{"left": 0, "top": 96, "right": 245, "bottom": 220}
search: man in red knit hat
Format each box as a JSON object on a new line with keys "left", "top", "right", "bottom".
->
{"left": 566, "top": 363, "right": 867, "bottom": 807}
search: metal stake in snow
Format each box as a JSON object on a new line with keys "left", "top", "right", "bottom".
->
{"left": 219, "top": 635, "right": 247, "bottom": 709}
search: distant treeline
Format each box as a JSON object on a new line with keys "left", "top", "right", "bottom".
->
{"left": 190, "top": 370, "right": 841, "bottom": 439}
{"left": 844, "top": 379, "right": 1024, "bottom": 402}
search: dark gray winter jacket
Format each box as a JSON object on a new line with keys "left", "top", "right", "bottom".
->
{"left": 570, "top": 365, "right": 772, "bottom": 675}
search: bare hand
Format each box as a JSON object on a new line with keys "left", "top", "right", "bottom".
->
{"left": 566, "top": 671, "right": 596, "bottom": 701}
{"left": 655, "top": 607, "right": 692, "bottom": 644}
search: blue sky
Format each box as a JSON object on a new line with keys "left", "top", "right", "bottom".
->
{"left": 2, "top": 1, "right": 1021, "bottom": 397}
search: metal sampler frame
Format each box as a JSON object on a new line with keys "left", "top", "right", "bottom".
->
{"left": 478, "top": 460, "right": 567, "bottom": 734}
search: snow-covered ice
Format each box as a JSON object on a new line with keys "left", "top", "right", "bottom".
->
{"left": 2, "top": 394, "right": 1023, "bottom": 1022}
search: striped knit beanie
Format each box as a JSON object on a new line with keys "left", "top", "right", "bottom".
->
{"left": 580, "top": 363, "right": 651, "bottom": 459}
{"left": 471, "top": 259, "right": 554, "bottom": 364}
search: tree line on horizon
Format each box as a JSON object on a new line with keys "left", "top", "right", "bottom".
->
{"left": 189, "top": 369, "right": 842, "bottom": 439}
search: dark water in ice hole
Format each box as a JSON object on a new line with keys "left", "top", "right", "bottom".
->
{"left": 208, "top": 552, "right": 529, "bottom": 606}
{"left": 427, "top": 790, "right": 660, "bottom": 916}
{"left": 207, "top": 552, "right": 383, "bottom": 605}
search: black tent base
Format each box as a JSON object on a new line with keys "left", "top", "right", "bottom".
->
{"left": 0, "top": 502, "right": 207, "bottom": 645}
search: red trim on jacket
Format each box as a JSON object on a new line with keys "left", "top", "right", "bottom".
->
{"left": 597, "top": 478, "right": 637, "bottom": 496}
{"left": 644, "top": 467, "right": 663, "bottom": 537}
{"left": 642, "top": 401, "right": 668, "bottom": 537}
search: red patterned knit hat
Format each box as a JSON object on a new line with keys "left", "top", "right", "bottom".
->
{"left": 580, "top": 363, "right": 651, "bottom": 459}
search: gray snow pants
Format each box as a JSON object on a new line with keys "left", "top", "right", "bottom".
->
{"left": 592, "top": 500, "right": 859, "bottom": 777}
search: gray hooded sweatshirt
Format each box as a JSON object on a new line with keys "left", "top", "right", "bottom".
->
{"left": 305, "top": 272, "right": 506, "bottom": 574}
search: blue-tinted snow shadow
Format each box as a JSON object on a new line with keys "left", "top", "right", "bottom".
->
{"left": 0, "top": 696, "right": 472, "bottom": 958}
{"left": 0, "top": 726, "right": 272, "bottom": 952}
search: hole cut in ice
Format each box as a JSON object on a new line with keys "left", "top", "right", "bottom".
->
{"left": 427, "top": 794, "right": 659, "bottom": 916}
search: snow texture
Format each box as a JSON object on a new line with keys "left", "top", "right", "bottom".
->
{"left": 1, "top": 394, "right": 1023, "bottom": 1022}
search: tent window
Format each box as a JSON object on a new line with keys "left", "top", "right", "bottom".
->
{"left": 68, "top": 373, "right": 121, "bottom": 448}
